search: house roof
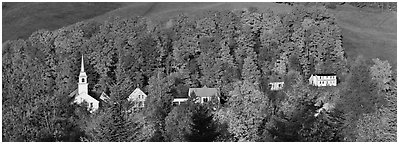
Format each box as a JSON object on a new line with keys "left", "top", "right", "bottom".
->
{"left": 128, "top": 88, "right": 147, "bottom": 101}
{"left": 267, "top": 75, "right": 284, "bottom": 83}
{"left": 129, "top": 88, "right": 146, "bottom": 96}
{"left": 312, "top": 74, "right": 336, "bottom": 76}
{"left": 269, "top": 81, "right": 284, "bottom": 84}
{"left": 188, "top": 86, "right": 219, "bottom": 98}
{"left": 174, "top": 95, "right": 189, "bottom": 98}
{"left": 100, "top": 92, "right": 110, "bottom": 101}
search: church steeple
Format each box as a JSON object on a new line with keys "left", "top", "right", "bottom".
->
{"left": 81, "top": 55, "right": 85, "bottom": 72}
{"left": 78, "top": 55, "right": 88, "bottom": 95}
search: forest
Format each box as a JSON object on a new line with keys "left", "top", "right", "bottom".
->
{"left": 2, "top": 5, "right": 397, "bottom": 142}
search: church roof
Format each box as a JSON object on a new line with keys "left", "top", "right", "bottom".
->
{"left": 68, "top": 89, "right": 78, "bottom": 98}
{"left": 68, "top": 89, "right": 105, "bottom": 102}
{"left": 188, "top": 86, "right": 219, "bottom": 98}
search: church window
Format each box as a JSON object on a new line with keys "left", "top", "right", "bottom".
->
{"left": 203, "top": 97, "right": 209, "bottom": 103}
{"left": 82, "top": 78, "right": 85, "bottom": 83}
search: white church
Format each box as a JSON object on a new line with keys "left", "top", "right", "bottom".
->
{"left": 69, "top": 55, "right": 99, "bottom": 113}
{"left": 69, "top": 55, "right": 148, "bottom": 113}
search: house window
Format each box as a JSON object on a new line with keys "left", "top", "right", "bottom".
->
{"left": 90, "top": 103, "right": 93, "bottom": 108}
{"left": 139, "top": 101, "right": 143, "bottom": 107}
{"left": 141, "top": 101, "right": 145, "bottom": 107}
{"left": 134, "top": 101, "right": 138, "bottom": 107}
{"left": 278, "top": 84, "right": 282, "bottom": 88}
{"left": 203, "top": 97, "right": 209, "bottom": 103}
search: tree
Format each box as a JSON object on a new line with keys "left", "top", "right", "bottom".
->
{"left": 370, "top": 58, "right": 392, "bottom": 92}
{"left": 299, "top": 109, "right": 345, "bottom": 142}
{"left": 215, "top": 80, "right": 270, "bottom": 141}
{"left": 337, "top": 56, "right": 384, "bottom": 141}
{"left": 356, "top": 107, "right": 396, "bottom": 142}
{"left": 144, "top": 72, "right": 174, "bottom": 141}
{"left": 164, "top": 104, "right": 194, "bottom": 142}
{"left": 242, "top": 56, "right": 261, "bottom": 86}
{"left": 188, "top": 104, "right": 220, "bottom": 142}
{"left": 355, "top": 58, "right": 396, "bottom": 142}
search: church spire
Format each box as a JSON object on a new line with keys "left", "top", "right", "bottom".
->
{"left": 79, "top": 55, "right": 88, "bottom": 95}
{"left": 81, "top": 55, "right": 85, "bottom": 72}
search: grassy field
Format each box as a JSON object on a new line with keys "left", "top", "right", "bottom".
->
{"left": 91, "top": 2, "right": 293, "bottom": 24}
{"left": 2, "top": 2, "right": 396, "bottom": 69}
{"left": 2, "top": 2, "right": 124, "bottom": 42}
{"left": 328, "top": 4, "right": 397, "bottom": 69}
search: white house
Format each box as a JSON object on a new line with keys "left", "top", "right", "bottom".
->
{"left": 188, "top": 85, "right": 220, "bottom": 104}
{"left": 171, "top": 85, "right": 220, "bottom": 106}
{"left": 309, "top": 74, "right": 337, "bottom": 87}
{"left": 128, "top": 87, "right": 147, "bottom": 108}
{"left": 70, "top": 55, "right": 99, "bottom": 113}
{"left": 172, "top": 98, "right": 189, "bottom": 106}
{"left": 269, "top": 82, "right": 284, "bottom": 91}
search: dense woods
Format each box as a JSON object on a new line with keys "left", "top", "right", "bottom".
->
{"left": 277, "top": 2, "right": 397, "bottom": 11}
{"left": 2, "top": 5, "right": 396, "bottom": 142}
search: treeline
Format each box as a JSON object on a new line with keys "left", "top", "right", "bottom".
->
{"left": 277, "top": 2, "right": 397, "bottom": 11}
{"left": 348, "top": 2, "right": 397, "bottom": 11}
{"left": 2, "top": 5, "right": 396, "bottom": 142}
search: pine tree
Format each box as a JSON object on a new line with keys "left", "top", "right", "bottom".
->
{"left": 242, "top": 55, "right": 261, "bottom": 86}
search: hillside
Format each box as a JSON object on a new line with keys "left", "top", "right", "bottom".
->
{"left": 90, "top": 2, "right": 293, "bottom": 23}
{"left": 2, "top": 2, "right": 124, "bottom": 41}
{"left": 327, "top": 4, "right": 397, "bottom": 68}
{"left": 3, "top": 2, "right": 396, "bottom": 69}
{"left": 2, "top": 3, "right": 396, "bottom": 142}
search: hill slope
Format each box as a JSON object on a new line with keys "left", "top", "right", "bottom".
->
{"left": 2, "top": 2, "right": 124, "bottom": 41}
{"left": 91, "top": 2, "right": 397, "bottom": 69}
{"left": 90, "top": 2, "right": 293, "bottom": 23}
{"left": 2, "top": 2, "right": 396, "bottom": 69}
{"left": 328, "top": 4, "right": 397, "bottom": 68}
